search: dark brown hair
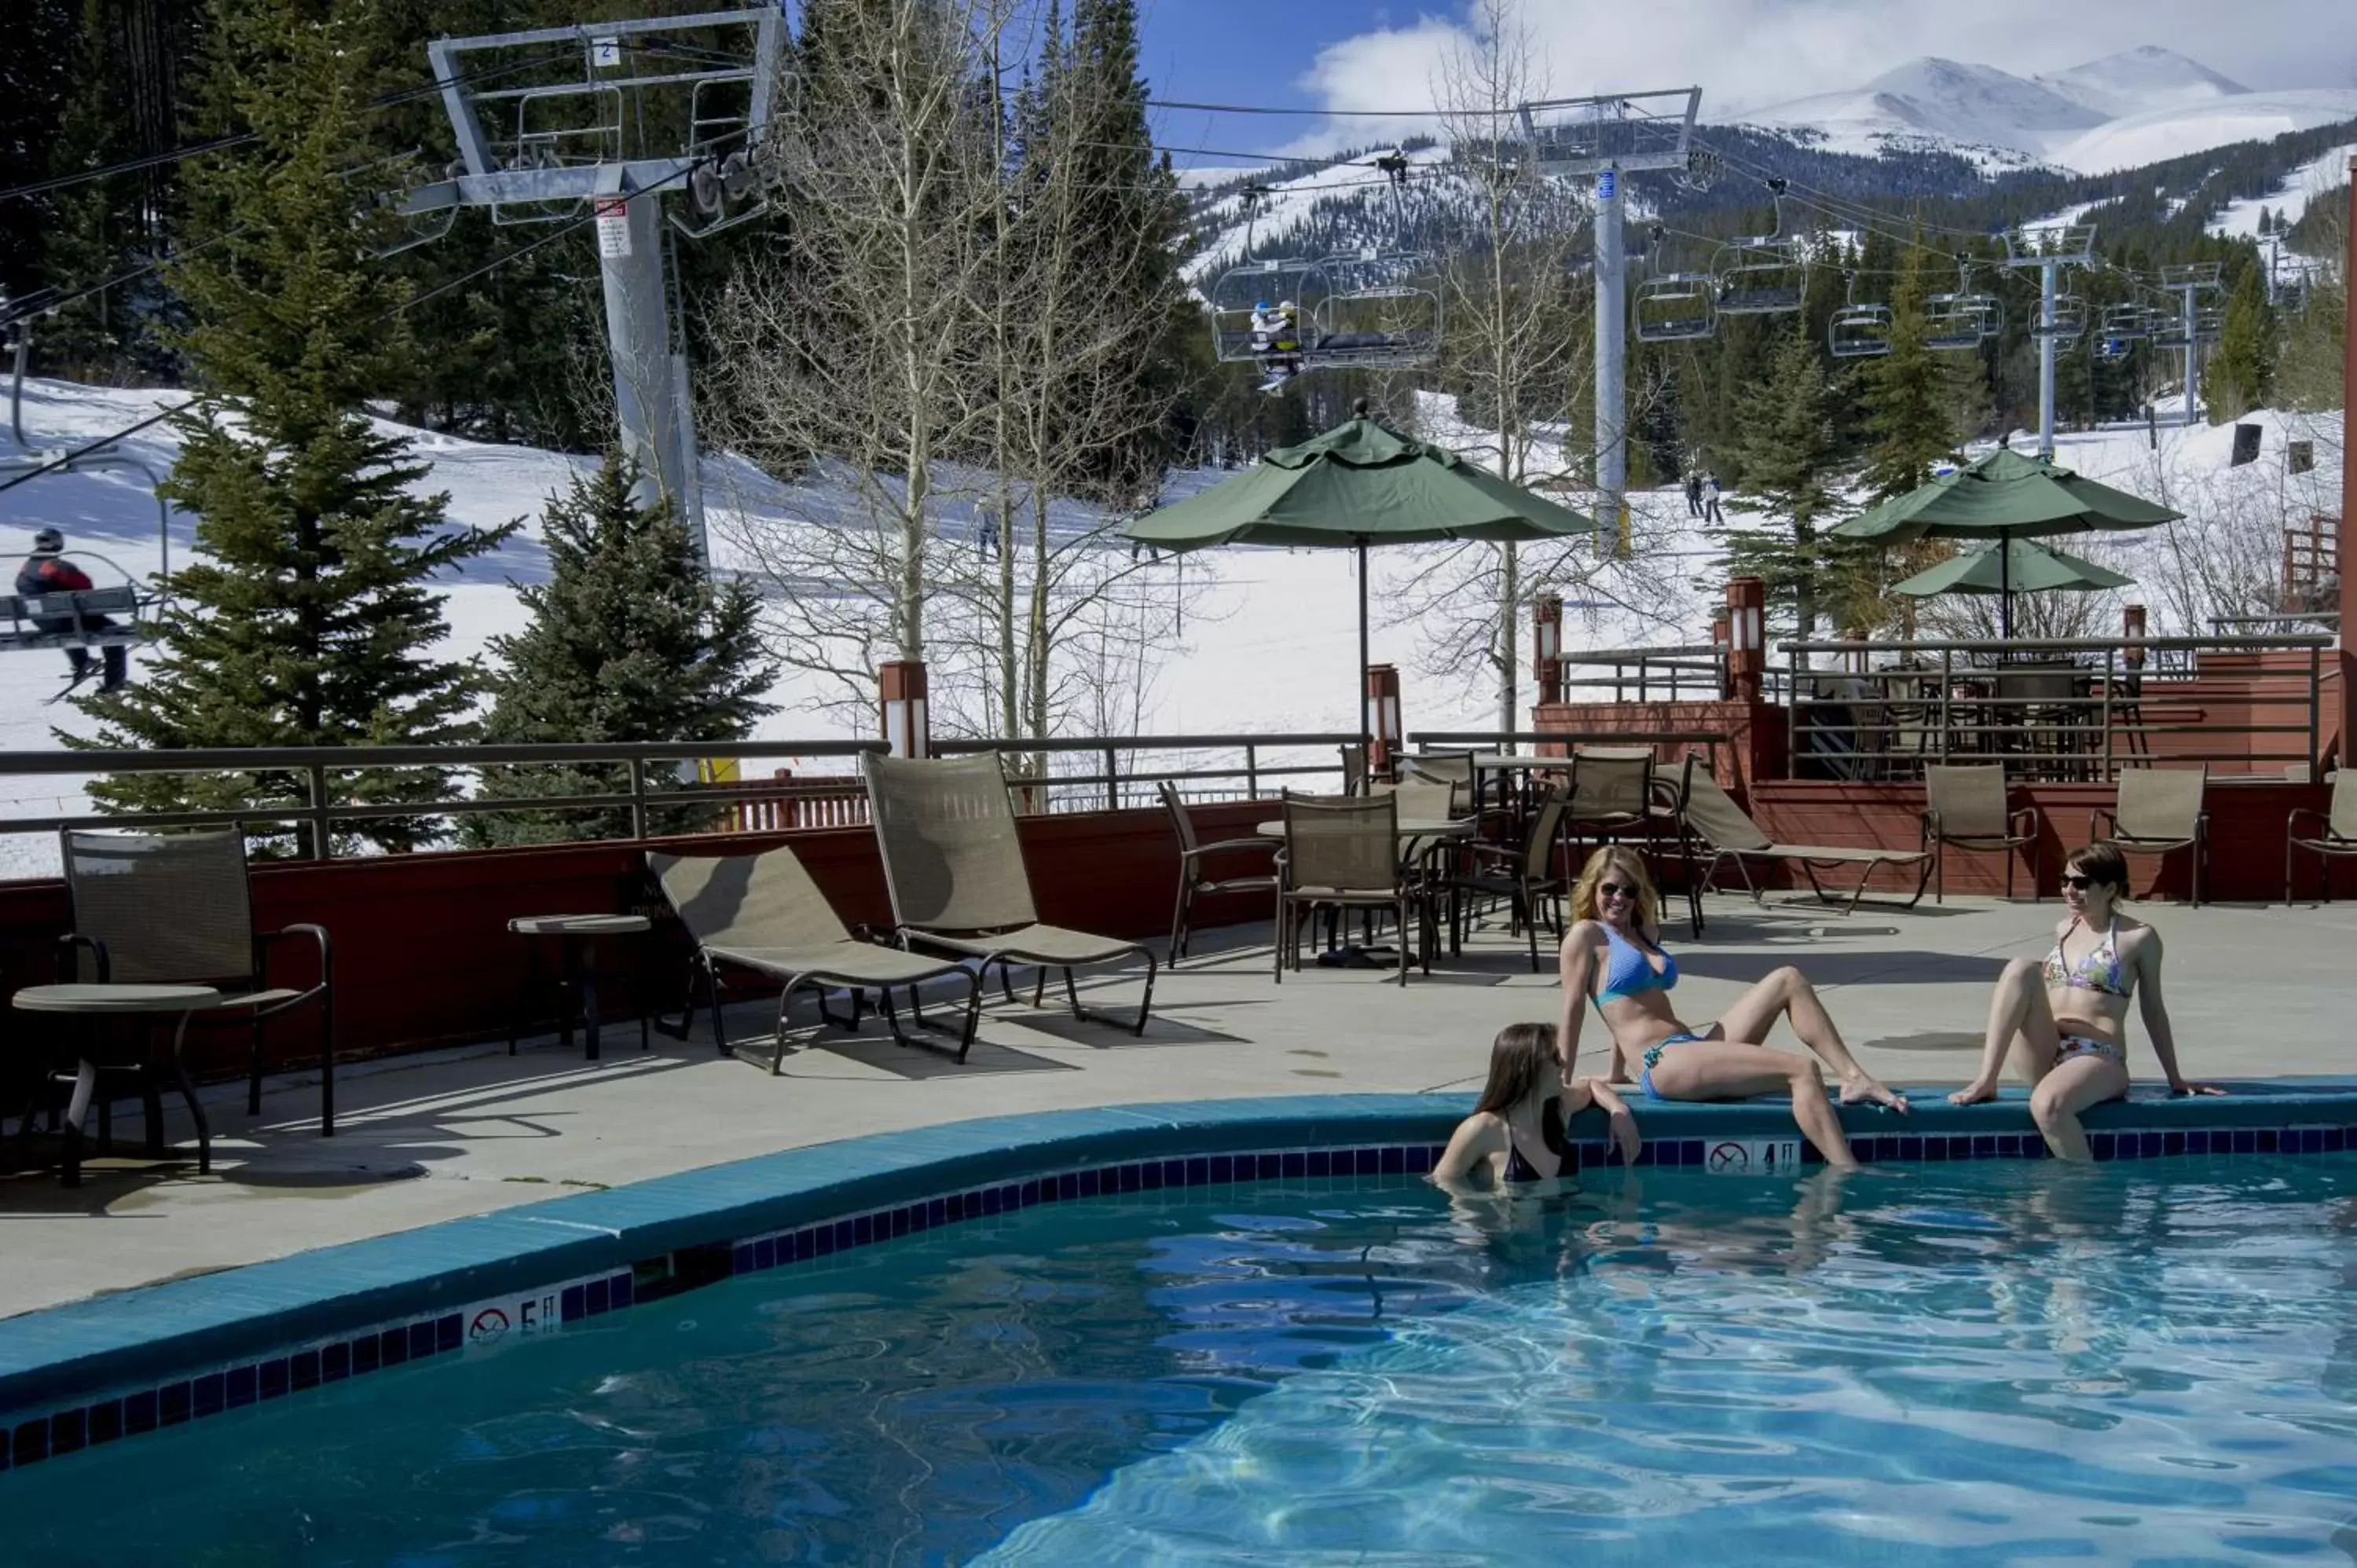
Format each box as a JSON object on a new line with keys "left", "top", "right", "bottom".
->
{"left": 1472, "top": 1022, "right": 1558, "bottom": 1116}
{"left": 2066, "top": 840, "right": 2129, "bottom": 896}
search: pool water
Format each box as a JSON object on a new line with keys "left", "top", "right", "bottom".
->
{"left": 16, "top": 1156, "right": 2357, "bottom": 1565}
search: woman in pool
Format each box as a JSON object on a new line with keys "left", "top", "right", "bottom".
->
{"left": 1555, "top": 846, "right": 1907, "bottom": 1171}
{"left": 1948, "top": 840, "right": 2220, "bottom": 1158}
{"left": 1432, "top": 1022, "right": 1640, "bottom": 1187}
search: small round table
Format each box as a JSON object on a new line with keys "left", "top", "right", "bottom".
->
{"left": 13, "top": 984, "right": 222, "bottom": 1187}
{"left": 507, "top": 914, "right": 653, "bottom": 1061}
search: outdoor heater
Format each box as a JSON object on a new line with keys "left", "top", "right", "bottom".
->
{"left": 880, "top": 660, "right": 930, "bottom": 760}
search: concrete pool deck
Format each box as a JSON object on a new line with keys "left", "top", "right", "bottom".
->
{"left": 4, "top": 892, "right": 2353, "bottom": 1320}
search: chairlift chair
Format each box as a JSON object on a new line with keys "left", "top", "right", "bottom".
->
{"left": 1924, "top": 261, "right": 2001, "bottom": 352}
{"left": 488, "top": 85, "right": 625, "bottom": 225}
{"left": 0, "top": 555, "right": 158, "bottom": 658}
{"left": 1305, "top": 248, "right": 1442, "bottom": 369}
{"left": 1208, "top": 258, "right": 1328, "bottom": 365}
{"left": 2031, "top": 291, "right": 2088, "bottom": 346}
{"left": 1632, "top": 225, "right": 1715, "bottom": 343}
{"left": 1827, "top": 272, "right": 1890, "bottom": 358}
{"left": 1710, "top": 179, "right": 1806, "bottom": 315}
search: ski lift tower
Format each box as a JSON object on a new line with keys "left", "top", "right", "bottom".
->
{"left": 1519, "top": 88, "right": 1700, "bottom": 544}
{"left": 403, "top": 10, "right": 786, "bottom": 568}
{"left": 2158, "top": 262, "right": 2223, "bottom": 429}
{"left": 2003, "top": 222, "right": 2096, "bottom": 460}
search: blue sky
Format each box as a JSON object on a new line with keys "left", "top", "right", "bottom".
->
{"left": 1135, "top": 0, "right": 1383, "bottom": 169}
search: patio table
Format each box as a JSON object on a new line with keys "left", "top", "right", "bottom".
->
{"left": 507, "top": 914, "right": 654, "bottom": 1062}
{"left": 13, "top": 983, "right": 223, "bottom": 1187}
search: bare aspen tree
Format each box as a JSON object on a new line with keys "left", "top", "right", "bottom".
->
{"left": 707, "top": 0, "right": 1196, "bottom": 749}
{"left": 706, "top": 0, "right": 999, "bottom": 725}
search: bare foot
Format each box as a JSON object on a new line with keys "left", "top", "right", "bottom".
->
{"left": 1947, "top": 1079, "right": 1998, "bottom": 1108}
{"left": 1841, "top": 1075, "right": 1910, "bottom": 1113}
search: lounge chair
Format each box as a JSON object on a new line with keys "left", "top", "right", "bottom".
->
{"left": 648, "top": 846, "right": 981, "bottom": 1070}
{"left": 2091, "top": 765, "right": 2208, "bottom": 905}
{"left": 1922, "top": 764, "right": 2043, "bottom": 901}
{"left": 862, "top": 752, "right": 1157, "bottom": 1034}
{"left": 2286, "top": 771, "right": 2357, "bottom": 904}
{"left": 58, "top": 829, "right": 335, "bottom": 1130}
{"left": 1158, "top": 780, "right": 1279, "bottom": 962}
{"left": 1681, "top": 772, "right": 1934, "bottom": 914}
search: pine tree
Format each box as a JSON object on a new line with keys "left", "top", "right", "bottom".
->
{"left": 2208, "top": 262, "right": 2277, "bottom": 423}
{"left": 465, "top": 454, "right": 776, "bottom": 847}
{"left": 1723, "top": 322, "right": 1847, "bottom": 639}
{"left": 1862, "top": 242, "right": 1961, "bottom": 500}
{"left": 69, "top": 0, "right": 518, "bottom": 855}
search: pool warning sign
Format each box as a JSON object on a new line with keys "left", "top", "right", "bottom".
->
{"left": 1706, "top": 1138, "right": 1802, "bottom": 1175}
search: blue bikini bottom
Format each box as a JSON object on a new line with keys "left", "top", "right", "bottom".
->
{"left": 1638, "top": 1030, "right": 1711, "bottom": 1099}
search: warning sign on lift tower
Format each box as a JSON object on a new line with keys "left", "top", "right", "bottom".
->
{"left": 595, "top": 197, "right": 631, "bottom": 258}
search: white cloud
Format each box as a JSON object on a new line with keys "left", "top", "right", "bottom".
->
{"left": 1288, "top": 0, "right": 2355, "bottom": 141}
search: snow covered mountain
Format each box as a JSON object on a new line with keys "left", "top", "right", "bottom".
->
{"left": 1747, "top": 57, "right": 2105, "bottom": 159}
{"left": 2034, "top": 45, "right": 2248, "bottom": 121}
{"left": 1743, "top": 46, "right": 2357, "bottom": 172}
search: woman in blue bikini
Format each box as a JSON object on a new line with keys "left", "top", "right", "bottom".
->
{"left": 1948, "top": 841, "right": 2221, "bottom": 1158}
{"left": 1554, "top": 846, "right": 1907, "bottom": 1171}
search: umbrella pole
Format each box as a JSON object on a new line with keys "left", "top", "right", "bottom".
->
{"left": 2000, "top": 533, "right": 2014, "bottom": 643}
{"left": 1358, "top": 539, "right": 1371, "bottom": 753}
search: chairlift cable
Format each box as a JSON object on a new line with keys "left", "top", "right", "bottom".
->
{"left": 0, "top": 123, "right": 753, "bottom": 499}
{"left": 0, "top": 47, "right": 578, "bottom": 207}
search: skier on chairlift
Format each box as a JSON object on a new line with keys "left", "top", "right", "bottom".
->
{"left": 1251, "top": 300, "right": 1302, "bottom": 394}
{"left": 16, "top": 528, "right": 126, "bottom": 694}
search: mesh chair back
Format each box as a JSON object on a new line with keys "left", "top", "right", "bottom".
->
{"left": 1521, "top": 785, "right": 1568, "bottom": 879}
{"left": 862, "top": 752, "right": 1039, "bottom": 932}
{"left": 2332, "top": 772, "right": 2357, "bottom": 841}
{"left": 1679, "top": 773, "right": 1774, "bottom": 852}
{"left": 648, "top": 847, "right": 849, "bottom": 952}
{"left": 1338, "top": 745, "right": 1368, "bottom": 797}
{"left": 1655, "top": 754, "right": 1699, "bottom": 815}
{"left": 1996, "top": 665, "right": 2077, "bottom": 705}
{"left": 1376, "top": 779, "right": 1457, "bottom": 824}
{"left": 2113, "top": 766, "right": 2205, "bottom": 841}
{"left": 1926, "top": 765, "right": 2010, "bottom": 838}
{"left": 1157, "top": 780, "right": 1200, "bottom": 855}
{"left": 60, "top": 830, "right": 256, "bottom": 984}
{"left": 1281, "top": 793, "right": 1398, "bottom": 896}
{"left": 1569, "top": 749, "right": 1652, "bottom": 822}
{"left": 1397, "top": 753, "right": 1473, "bottom": 789}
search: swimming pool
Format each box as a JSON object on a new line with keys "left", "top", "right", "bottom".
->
{"left": 13, "top": 1153, "right": 2356, "bottom": 1563}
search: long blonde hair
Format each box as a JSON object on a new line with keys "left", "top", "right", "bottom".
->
{"left": 1571, "top": 845, "right": 1659, "bottom": 932}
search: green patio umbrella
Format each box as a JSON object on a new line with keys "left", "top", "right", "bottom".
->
{"left": 1124, "top": 407, "right": 1599, "bottom": 738}
{"left": 1832, "top": 446, "right": 2179, "bottom": 636}
{"left": 1892, "top": 537, "right": 2135, "bottom": 599}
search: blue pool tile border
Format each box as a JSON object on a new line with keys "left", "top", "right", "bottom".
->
{"left": 5, "top": 1083, "right": 2357, "bottom": 1475}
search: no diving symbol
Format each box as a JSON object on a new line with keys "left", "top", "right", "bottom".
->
{"left": 1706, "top": 1141, "right": 1749, "bottom": 1173}
{"left": 468, "top": 1307, "right": 511, "bottom": 1346}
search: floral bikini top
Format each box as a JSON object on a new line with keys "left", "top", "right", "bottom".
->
{"left": 2043, "top": 916, "right": 2131, "bottom": 998}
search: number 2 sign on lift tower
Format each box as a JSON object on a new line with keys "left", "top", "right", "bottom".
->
{"left": 595, "top": 197, "right": 631, "bottom": 259}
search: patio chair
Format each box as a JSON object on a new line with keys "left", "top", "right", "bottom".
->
{"left": 1445, "top": 782, "right": 1569, "bottom": 970}
{"left": 2089, "top": 766, "right": 2208, "bottom": 906}
{"left": 1275, "top": 791, "right": 1420, "bottom": 985}
{"left": 1647, "top": 753, "right": 1703, "bottom": 936}
{"left": 1398, "top": 751, "right": 1477, "bottom": 815}
{"left": 647, "top": 846, "right": 981, "bottom": 1070}
{"left": 1566, "top": 747, "right": 1655, "bottom": 862}
{"left": 1680, "top": 773, "right": 1934, "bottom": 914}
{"left": 1338, "top": 743, "right": 1368, "bottom": 797}
{"left": 1921, "top": 764, "right": 2042, "bottom": 902}
{"left": 57, "top": 829, "right": 335, "bottom": 1130}
{"left": 862, "top": 752, "right": 1157, "bottom": 1034}
{"left": 1157, "top": 780, "right": 1279, "bottom": 962}
{"left": 2286, "top": 771, "right": 2357, "bottom": 903}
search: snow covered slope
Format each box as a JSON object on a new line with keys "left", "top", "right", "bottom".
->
{"left": 0, "top": 379, "right": 1715, "bottom": 873}
{"left": 2052, "top": 89, "right": 2357, "bottom": 174}
{"left": 2209, "top": 140, "right": 2357, "bottom": 238}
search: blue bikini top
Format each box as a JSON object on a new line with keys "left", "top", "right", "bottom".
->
{"left": 1596, "top": 924, "right": 1677, "bottom": 1004}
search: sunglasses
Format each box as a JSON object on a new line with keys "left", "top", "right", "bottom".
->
{"left": 2061, "top": 873, "right": 2102, "bottom": 889}
{"left": 1598, "top": 881, "right": 1640, "bottom": 899}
